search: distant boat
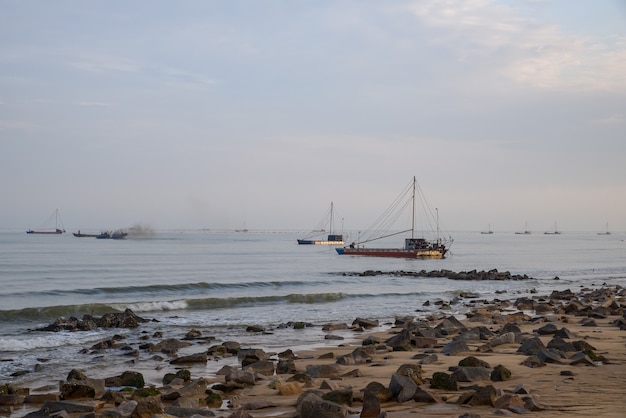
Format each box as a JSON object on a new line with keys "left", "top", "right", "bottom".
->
{"left": 544, "top": 221, "right": 561, "bottom": 235}
{"left": 298, "top": 202, "right": 345, "bottom": 245}
{"left": 598, "top": 222, "right": 611, "bottom": 235}
{"left": 26, "top": 209, "right": 65, "bottom": 234}
{"left": 515, "top": 222, "right": 531, "bottom": 235}
{"left": 336, "top": 176, "right": 452, "bottom": 258}
{"left": 96, "top": 230, "right": 128, "bottom": 240}
{"left": 235, "top": 222, "right": 249, "bottom": 233}
{"left": 73, "top": 231, "right": 99, "bottom": 238}
{"left": 480, "top": 224, "right": 493, "bottom": 234}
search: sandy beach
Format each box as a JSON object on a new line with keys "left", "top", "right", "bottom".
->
{"left": 2, "top": 285, "right": 625, "bottom": 418}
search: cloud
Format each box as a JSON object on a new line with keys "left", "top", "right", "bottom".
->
{"left": 405, "top": 0, "right": 626, "bottom": 92}
{"left": 591, "top": 113, "right": 625, "bottom": 125}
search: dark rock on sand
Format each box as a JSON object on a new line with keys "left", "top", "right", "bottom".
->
{"left": 360, "top": 389, "right": 381, "bottom": 417}
{"left": 490, "top": 364, "right": 512, "bottom": 381}
{"left": 104, "top": 371, "right": 145, "bottom": 388}
{"left": 295, "top": 391, "right": 347, "bottom": 418}
{"left": 430, "top": 372, "right": 458, "bottom": 391}
{"left": 452, "top": 367, "right": 491, "bottom": 382}
{"left": 389, "top": 373, "right": 417, "bottom": 403}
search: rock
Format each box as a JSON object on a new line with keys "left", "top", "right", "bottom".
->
{"left": 323, "top": 389, "right": 353, "bottom": 406}
{"left": 547, "top": 336, "right": 575, "bottom": 352}
{"left": 520, "top": 355, "right": 545, "bottom": 368}
{"left": 569, "top": 351, "right": 594, "bottom": 366}
{"left": 296, "top": 391, "right": 347, "bottom": 418}
{"left": 389, "top": 374, "right": 417, "bottom": 403}
{"left": 477, "top": 332, "right": 516, "bottom": 352}
{"left": 322, "top": 323, "right": 350, "bottom": 331}
{"left": 490, "top": 365, "right": 512, "bottom": 381}
{"left": 104, "top": 371, "right": 144, "bottom": 388}
{"left": 277, "top": 359, "right": 298, "bottom": 374}
{"left": 412, "top": 336, "right": 437, "bottom": 348}
{"left": 336, "top": 347, "right": 373, "bottom": 365}
{"left": 466, "top": 385, "right": 497, "bottom": 406}
{"left": 523, "top": 395, "right": 549, "bottom": 411}
{"left": 534, "top": 323, "right": 558, "bottom": 335}
{"left": 133, "top": 396, "right": 164, "bottom": 418}
{"left": 306, "top": 364, "right": 341, "bottom": 378}
{"left": 516, "top": 337, "right": 545, "bottom": 355}
{"left": 170, "top": 352, "right": 208, "bottom": 365}
{"left": 360, "top": 389, "right": 380, "bottom": 418}
{"left": 0, "top": 394, "right": 24, "bottom": 406}
{"left": 441, "top": 339, "right": 470, "bottom": 356}
{"left": 225, "top": 369, "right": 256, "bottom": 386}
{"left": 554, "top": 327, "right": 575, "bottom": 339}
{"left": 183, "top": 329, "right": 202, "bottom": 340}
{"left": 435, "top": 316, "right": 467, "bottom": 336}
{"left": 60, "top": 382, "right": 96, "bottom": 399}
{"left": 458, "top": 356, "right": 491, "bottom": 368}
{"left": 363, "top": 382, "right": 393, "bottom": 403}
{"left": 352, "top": 318, "right": 379, "bottom": 329}
{"left": 238, "top": 348, "right": 269, "bottom": 366}
{"left": 147, "top": 338, "right": 192, "bottom": 355}
{"left": 413, "top": 387, "right": 442, "bottom": 403}
{"left": 536, "top": 349, "right": 565, "bottom": 364}
{"left": 32, "top": 401, "right": 96, "bottom": 414}
{"left": 452, "top": 367, "right": 491, "bottom": 382}
{"left": 163, "top": 369, "right": 191, "bottom": 385}
{"left": 416, "top": 353, "right": 438, "bottom": 365}
{"left": 116, "top": 399, "right": 138, "bottom": 417}
{"left": 395, "top": 364, "right": 424, "bottom": 385}
{"left": 162, "top": 378, "right": 209, "bottom": 401}
{"left": 430, "top": 372, "right": 458, "bottom": 391}
{"left": 513, "top": 384, "right": 530, "bottom": 394}
{"left": 244, "top": 359, "right": 275, "bottom": 375}
{"left": 385, "top": 329, "right": 413, "bottom": 351}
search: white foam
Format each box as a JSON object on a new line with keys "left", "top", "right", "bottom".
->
{"left": 111, "top": 300, "right": 189, "bottom": 313}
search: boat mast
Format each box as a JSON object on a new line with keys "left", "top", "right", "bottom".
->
{"left": 411, "top": 176, "right": 416, "bottom": 239}
{"left": 330, "top": 202, "right": 334, "bottom": 234}
{"left": 436, "top": 208, "right": 440, "bottom": 244}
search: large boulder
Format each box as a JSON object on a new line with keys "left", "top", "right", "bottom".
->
{"left": 295, "top": 391, "right": 347, "bottom": 418}
{"left": 389, "top": 373, "right": 417, "bottom": 403}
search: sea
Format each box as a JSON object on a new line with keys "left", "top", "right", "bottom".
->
{"left": 1, "top": 229, "right": 625, "bottom": 404}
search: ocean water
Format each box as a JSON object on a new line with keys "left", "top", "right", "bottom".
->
{"left": 1, "top": 229, "right": 625, "bottom": 398}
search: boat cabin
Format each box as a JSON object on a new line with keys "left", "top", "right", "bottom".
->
{"left": 405, "top": 238, "right": 436, "bottom": 250}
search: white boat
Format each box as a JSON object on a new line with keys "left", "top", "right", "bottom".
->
{"left": 298, "top": 202, "right": 344, "bottom": 245}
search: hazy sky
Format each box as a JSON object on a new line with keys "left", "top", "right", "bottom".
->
{"left": 2, "top": 0, "right": 625, "bottom": 233}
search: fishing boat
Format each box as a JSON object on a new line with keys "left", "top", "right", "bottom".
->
{"left": 597, "top": 222, "right": 611, "bottom": 235}
{"left": 26, "top": 209, "right": 65, "bottom": 234}
{"left": 515, "top": 222, "right": 531, "bottom": 235}
{"left": 297, "top": 202, "right": 345, "bottom": 245}
{"left": 336, "top": 177, "right": 452, "bottom": 258}
{"left": 96, "top": 230, "right": 128, "bottom": 240}
{"left": 73, "top": 231, "right": 100, "bottom": 238}
{"left": 544, "top": 221, "right": 561, "bottom": 235}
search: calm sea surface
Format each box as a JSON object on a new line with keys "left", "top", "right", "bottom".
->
{"left": 1, "top": 229, "right": 625, "bottom": 399}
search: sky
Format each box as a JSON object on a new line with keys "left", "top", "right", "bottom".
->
{"left": 1, "top": 0, "right": 625, "bottom": 233}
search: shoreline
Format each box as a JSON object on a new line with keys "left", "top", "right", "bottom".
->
{"left": 1, "top": 285, "right": 625, "bottom": 417}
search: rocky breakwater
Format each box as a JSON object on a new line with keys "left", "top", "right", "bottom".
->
{"left": 1, "top": 286, "right": 625, "bottom": 417}
{"left": 345, "top": 268, "right": 534, "bottom": 281}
